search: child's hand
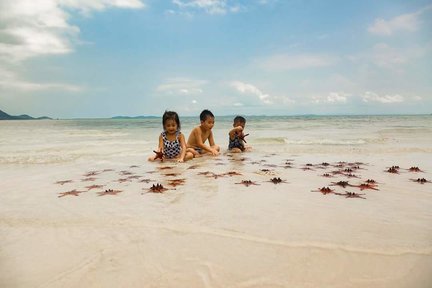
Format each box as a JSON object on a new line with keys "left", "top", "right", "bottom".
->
{"left": 177, "top": 158, "right": 184, "bottom": 163}
{"left": 210, "top": 148, "right": 219, "bottom": 156}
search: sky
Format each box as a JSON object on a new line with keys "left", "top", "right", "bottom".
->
{"left": 0, "top": 0, "right": 431, "bottom": 118}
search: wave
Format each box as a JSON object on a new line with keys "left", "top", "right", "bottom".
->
{"left": 254, "top": 137, "right": 366, "bottom": 145}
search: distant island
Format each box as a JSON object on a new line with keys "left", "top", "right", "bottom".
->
{"left": 0, "top": 109, "right": 51, "bottom": 120}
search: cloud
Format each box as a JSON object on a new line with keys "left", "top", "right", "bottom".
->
{"left": 171, "top": 0, "right": 273, "bottom": 15}
{"left": 311, "top": 92, "right": 350, "bottom": 104}
{"left": 362, "top": 91, "right": 404, "bottom": 103}
{"left": 0, "top": 0, "right": 144, "bottom": 93}
{"left": 0, "top": 0, "right": 145, "bottom": 62}
{"left": 368, "top": 5, "right": 432, "bottom": 36}
{"left": 0, "top": 67, "right": 83, "bottom": 92}
{"left": 257, "top": 53, "right": 337, "bottom": 71}
{"left": 156, "top": 77, "right": 207, "bottom": 95}
{"left": 230, "top": 81, "right": 272, "bottom": 104}
{"left": 172, "top": 0, "right": 231, "bottom": 15}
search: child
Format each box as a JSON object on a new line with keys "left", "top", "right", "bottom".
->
{"left": 228, "top": 116, "right": 249, "bottom": 153}
{"left": 187, "top": 109, "right": 220, "bottom": 156}
{"left": 148, "top": 111, "right": 194, "bottom": 162}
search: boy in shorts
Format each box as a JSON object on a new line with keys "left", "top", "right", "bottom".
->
{"left": 187, "top": 109, "right": 220, "bottom": 156}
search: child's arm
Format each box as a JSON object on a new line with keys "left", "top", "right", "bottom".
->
{"left": 158, "top": 134, "right": 164, "bottom": 153}
{"left": 148, "top": 135, "right": 164, "bottom": 161}
{"left": 229, "top": 126, "right": 243, "bottom": 139}
{"left": 178, "top": 133, "right": 187, "bottom": 162}
{"left": 207, "top": 131, "right": 219, "bottom": 156}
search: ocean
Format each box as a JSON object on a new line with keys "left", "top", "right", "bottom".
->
{"left": 1, "top": 115, "right": 431, "bottom": 165}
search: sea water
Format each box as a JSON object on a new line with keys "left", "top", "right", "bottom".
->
{"left": 1, "top": 115, "right": 431, "bottom": 165}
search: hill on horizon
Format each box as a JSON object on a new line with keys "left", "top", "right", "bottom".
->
{"left": 0, "top": 109, "right": 51, "bottom": 120}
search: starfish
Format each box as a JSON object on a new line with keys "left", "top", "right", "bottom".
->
{"left": 330, "top": 181, "right": 353, "bottom": 188}
{"left": 353, "top": 183, "right": 379, "bottom": 191}
{"left": 386, "top": 167, "right": 399, "bottom": 174}
{"left": 158, "top": 166, "right": 174, "bottom": 170}
{"left": 83, "top": 171, "right": 99, "bottom": 177}
{"left": 55, "top": 180, "right": 73, "bottom": 185}
{"left": 86, "top": 184, "right": 104, "bottom": 190}
{"left": 321, "top": 173, "right": 334, "bottom": 178}
{"left": 58, "top": 189, "right": 85, "bottom": 198}
{"left": 224, "top": 171, "right": 243, "bottom": 177}
{"left": 344, "top": 173, "right": 360, "bottom": 178}
{"left": 335, "top": 191, "right": 366, "bottom": 199}
{"left": 167, "top": 178, "right": 186, "bottom": 187}
{"left": 145, "top": 183, "right": 168, "bottom": 193}
{"left": 235, "top": 180, "right": 260, "bottom": 187}
{"left": 410, "top": 178, "right": 431, "bottom": 184}
{"left": 311, "top": 187, "right": 335, "bottom": 195}
{"left": 81, "top": 177, "right": 97, "bottom": 182}
{"left": 153, "top": 150, "right": 164, "bottom": 161}
{"left": 164, "top": 173, "right": 181, "bottom": 177}
{"left": 408, "top": 166, "right": 423, "bottom": 172}
{"left": 127, "top": 175, "right": 141, "bottom": 179}
{"left": 238, "top": 133, "right": 249, "bottom": 143}
{"left": 97, "top": 189, "right": 122, "bottom": 196}
{"left": 119, "top": 170, "right": 133, "bottom": 175}
{"left": 267, "top": 177, "right": 287, "bottom": 184}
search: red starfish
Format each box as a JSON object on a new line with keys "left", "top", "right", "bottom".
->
{"left": 238, "top": 133, "right": 249, "bottom": 143}
{"left": 83, "top": 171, "right": 99, "bottom": 177}
{"left": 267, "top": 177, "right": 288, "bottom": 184}
{"left": 224, "top": 171, "right": 243, "bottom": 176}
{"left": 145, "top": 183, "right": 168, "bottom": 193}
{"left": 335, "top": 191, "right": 366, "bottom": 199}
{"left": 410, "top": 178, "right": 431, "bottom": 184}
{"left": 354, "top": 183, "right": 379, "bottom": 191}
{"left": 86, "top": 184, "right": 104, "bottom": 190}
{"left": 81, "top": 177, "right": 97, "bottom": 182}
{"left": 97, "top": 189, "right": 122, "bottom": 196}
{"left": 153, "top": 150, "right": 164, "bottom": 161}
{"left": 311, "top": 187, "right": 335, "bottom": 195}
{"left": 58, "top": 189, "right": 84, "bottom": 198}
{"left": 167, "top": 179, "right": 186, "bottom": 187}
{"left": 55, "top": 180, "right": 73, "bottom": 185}
{"left": 235, "top": 180, "right": 260, "bottom": 187}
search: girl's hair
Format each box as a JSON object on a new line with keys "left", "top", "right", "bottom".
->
{"left": 162, "top": 111, "right": 181, "bottom": 130}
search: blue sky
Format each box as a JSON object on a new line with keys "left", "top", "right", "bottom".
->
{"left": 0, "top": 0, "right": 431, "bottom": 118}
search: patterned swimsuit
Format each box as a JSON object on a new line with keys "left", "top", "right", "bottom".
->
{"left": 228, "top": 133, "right": 245, "bottom": 151}
{"left": 162, "top": 131, "right": 181, "bottom": 159}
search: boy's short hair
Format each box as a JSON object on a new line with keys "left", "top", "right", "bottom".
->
{"left": 200, "top": 109, "right": 214, "bottom": 122}
{"left": 233, "top": 115, "right": 246, "bottom": 124}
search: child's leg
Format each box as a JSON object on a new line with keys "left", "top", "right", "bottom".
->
{"left": 187, "top": 147, "right": 201, "bottom": 158}
{"left": 184, "top": 151, "right": 194, "bottom": 161}
{"left": 229, "top": 147, "right": 242, "bottom": 153}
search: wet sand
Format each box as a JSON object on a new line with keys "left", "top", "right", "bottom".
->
{"left": 1, "top": 150, "right": 432, "bottom": 287}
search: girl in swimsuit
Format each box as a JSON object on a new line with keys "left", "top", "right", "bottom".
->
{"left": 148, "top": 111, "right": 195, "bottom": 162}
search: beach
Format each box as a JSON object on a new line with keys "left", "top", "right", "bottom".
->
{"left": 1, "top": 115, "right": 432, "bottom": 287}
